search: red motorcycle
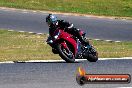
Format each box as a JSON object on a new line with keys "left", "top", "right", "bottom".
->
{"left": 46, "top": 28, "right": 98, "bottom": 63}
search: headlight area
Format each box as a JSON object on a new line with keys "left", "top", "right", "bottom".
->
{"left": 54, "top": 35, "right": 59, "bottom": 39}
{"left": 47, "top": 40, "right": 53, "bottom": 44}
{"left": 46, "top": 37, "right": 53, "bottom": 44}
{"left": 53, "top": 31, "right": 60, "bottom": 40}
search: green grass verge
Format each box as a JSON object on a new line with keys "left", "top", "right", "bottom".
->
{"left": 0, "top": 29, "right": 132, "bottom": 62}
{"left": 0, "top": 0, "right": 132, "bottom": 17}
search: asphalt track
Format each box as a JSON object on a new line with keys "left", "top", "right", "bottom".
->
{"left": 0, "top": 8, "right": 132, "bottom": 41}
{"left": 0, "top": 59, "right": 132, "bottom": 88}
{"left": 0, "top": 8, "right": 132, "bottom": 88}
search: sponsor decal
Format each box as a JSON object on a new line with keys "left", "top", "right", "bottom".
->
{"left": 76, "top": 66, "right": 131, "bottom": 85}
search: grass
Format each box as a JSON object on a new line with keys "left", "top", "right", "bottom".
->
{"left": 0, "top": 29, "right": 132, "bottom": 62}
{"left": 0, "top": 0, "right": 132, "bottom": 17}
{"left": 0, "top": 29, "right": 60, "bottom": 62}
{"left": 92, "top": 40, "right": 132, "bottom": 58}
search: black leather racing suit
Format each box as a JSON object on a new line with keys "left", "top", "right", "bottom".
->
{"left": 49, "top": 20, "right": 88, "bottom": 46}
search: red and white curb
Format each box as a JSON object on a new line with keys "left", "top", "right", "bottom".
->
{"left": 0, "top": 57, "right": 132, "bottom": 64}
{"left": 7, "top": 30, "right": 45, "bottom": 35}
{"left": 93, "top": 38, "right": 121, "bottom": 43}
{"left": 7, "top": 29, "right": 122, "bottom": 43}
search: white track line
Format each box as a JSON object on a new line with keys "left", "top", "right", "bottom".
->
{"left": 28, "top": 32, "right": 34, "bottom": 33}
{"left": 18, "top": 31, "right": 25, "bottom": 33}
{"left": 94, "top": 39, "right": 102, "bottom": 41}
{"left": 0, "top": 61, "right": 14, "bottom": 64}
{"left": 105, "top": 40, "right": 113, "bottom": 42}
{"left": 116, "top": 87, "right": 132, "bottom": 88}
{"left": 115, "top": 41, "right": 121, "bottom": 43}
{"left": 14, "top": 59, "right": 87, "bottom": 63}
{"left": 37, "top": 33, "right": 43, "bottom": 35}
{"left": 100, "top": 57, "right": 132, "bottom": 60}
{"left": 8, "top": 30, "right": 14, "bottom": 32}
{"left": 0, "top": 57, "right": 132, "bottom": 64}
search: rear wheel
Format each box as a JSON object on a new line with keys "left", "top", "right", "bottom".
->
{"left": 87, "top": 46, "right": 98, "bottom": 62}
{"left": 88, "top": 52, "right": 98, "bottom": 62}
{"left": 57, "top": 43, "right": 75, "bottom": 63}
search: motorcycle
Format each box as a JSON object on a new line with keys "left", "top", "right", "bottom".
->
{"left": 46, "top": 28, "right": 98, "bottom": 63}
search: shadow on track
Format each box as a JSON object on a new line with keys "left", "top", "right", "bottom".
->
{"left": 13, "top": 61, "right": 82, "bottom": 63}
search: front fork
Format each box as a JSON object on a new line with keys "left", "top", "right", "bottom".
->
{"left": 46, "top": 37, "right": 72, "bottom": 55}
{"left": 46, "top": 36, "right": 58, "bottom": 54}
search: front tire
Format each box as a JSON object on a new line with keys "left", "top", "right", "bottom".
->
{"left": 56, "top": 43, "right": 75, "bottom": 63}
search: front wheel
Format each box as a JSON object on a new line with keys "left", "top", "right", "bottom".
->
{"left": 56, "top": 43, "right": 75, "bottom": 63}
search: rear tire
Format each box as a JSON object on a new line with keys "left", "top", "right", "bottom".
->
{"left": 87, "top": 52, "right": 98, "bottom": 62}
{"left": 87, "top": 46, "right": 98, "bottom": 62}
{"left": 57, "top": 44, "right": 75, "bottom": 63}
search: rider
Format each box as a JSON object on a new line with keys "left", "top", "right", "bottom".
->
{"left": 46, "top": 14, "right": 89, "bottom": 47}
